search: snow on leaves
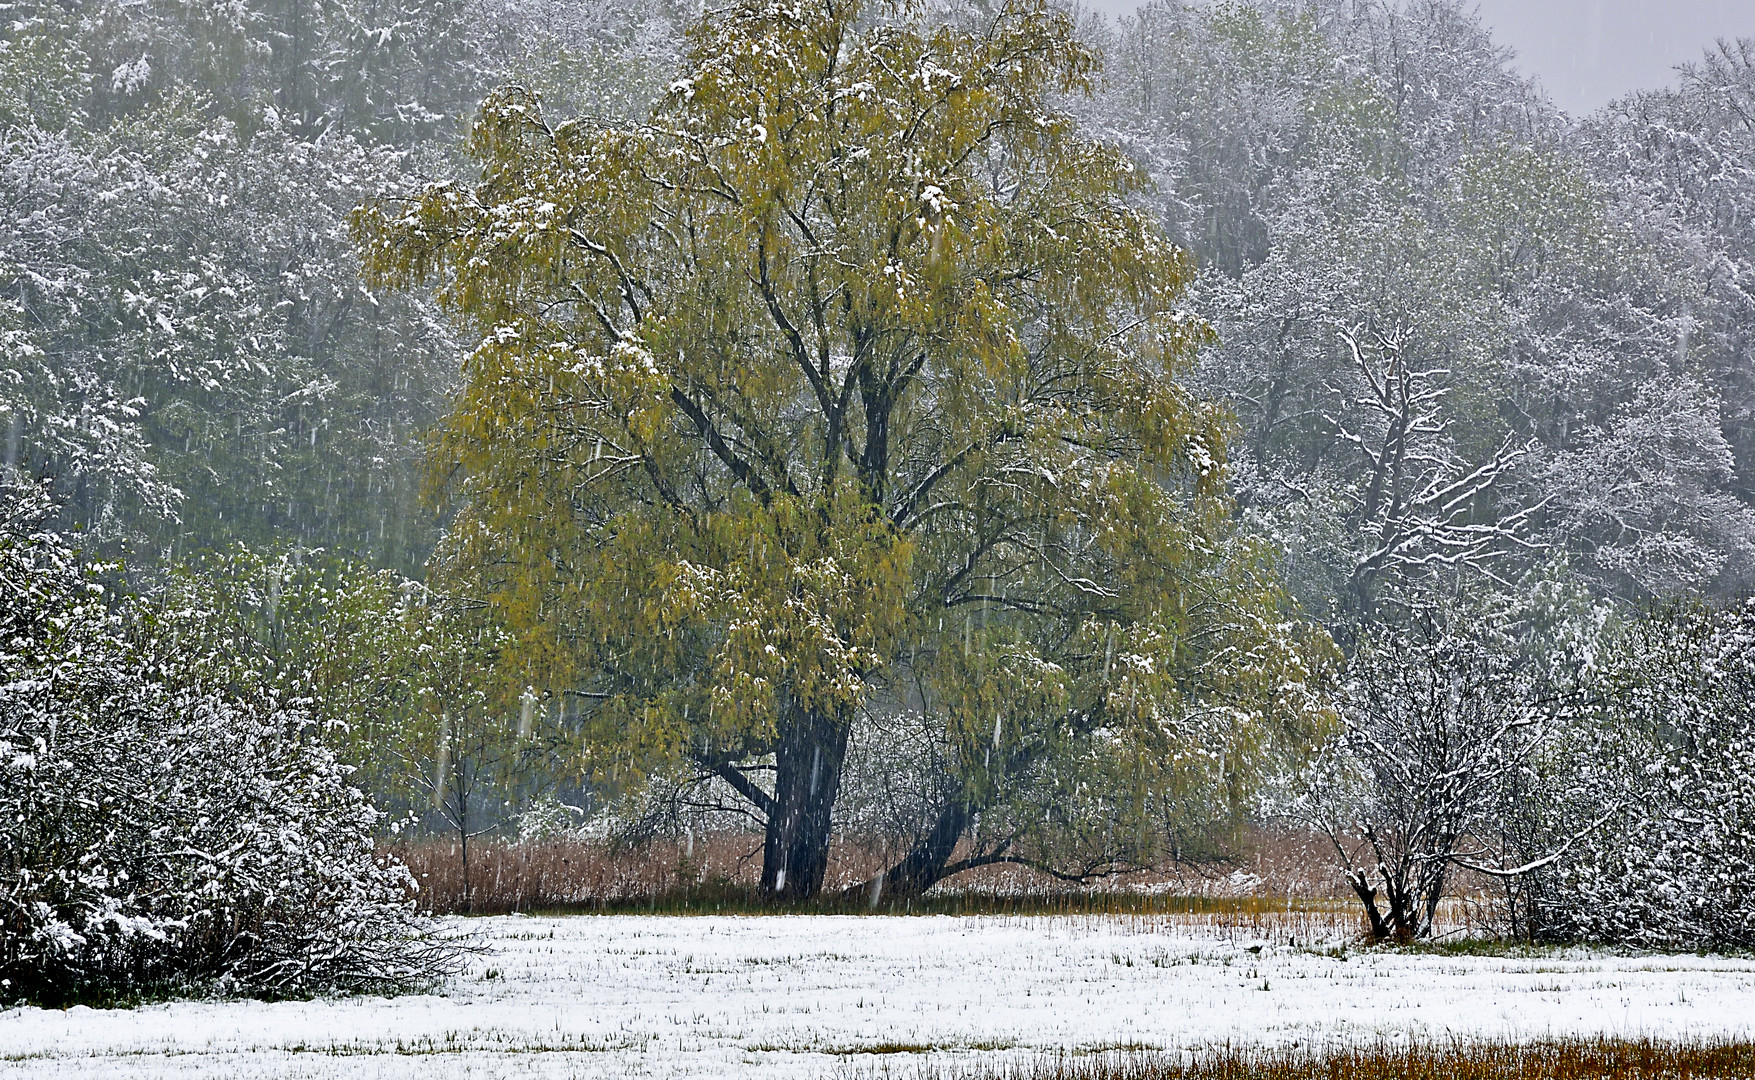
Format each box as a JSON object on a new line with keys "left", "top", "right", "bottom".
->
{"left": 0, "top": 485, "right": 462, "bottom": 1005}
{"left": 353, "top": 0, "right": 1330, "bottom": 900}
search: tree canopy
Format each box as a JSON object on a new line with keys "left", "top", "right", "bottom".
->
{"left": 356, "top": 0, "right": 1329, "bottom": 901}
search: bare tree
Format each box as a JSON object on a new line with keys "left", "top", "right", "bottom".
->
{"left": 1300, "top": 604, "right": 1558, "bottom": 942}
{"left": 1331, "top": 327, "right": 1541, "bottom": 614}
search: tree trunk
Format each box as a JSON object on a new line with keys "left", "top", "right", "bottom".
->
{"left": 1417, "top": 865, "right": 1447, "bottom": 939}
{"left": 1382, "top": 872, "right": 1416, "bottom": 943}
{"left": 872, "top": 797, "right": 973, "bottom": 902}
{"left": 760, "top": 702, "right": 849, "bottom": 902}
{"left": 1348, "top": 869, "right": 1392, "bottom": 942}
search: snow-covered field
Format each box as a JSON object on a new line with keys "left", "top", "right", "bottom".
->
{"left": 4, "top": 914, "right": 1754, "bottom": 1079}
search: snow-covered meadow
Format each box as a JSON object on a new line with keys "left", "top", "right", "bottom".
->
{"left": 4, "top": 914, "right": 1754, "bottom": 1079}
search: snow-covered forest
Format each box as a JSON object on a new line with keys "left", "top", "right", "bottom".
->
{"left": 4, "top": 0, "right": 1755, "bottom": 1013}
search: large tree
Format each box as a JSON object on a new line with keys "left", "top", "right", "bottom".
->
{"left": 356, "top": 0, "right": 1327, "bottom": 902}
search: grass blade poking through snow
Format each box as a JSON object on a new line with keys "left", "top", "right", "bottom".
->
{"left": 890, "top": 1038, "right": 1755, "bottom": 1080}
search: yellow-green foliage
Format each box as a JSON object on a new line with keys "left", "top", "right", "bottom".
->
{"left": 355, "top": 0, "right": 1332, "bottom": 872}
{"left": 149, "top": 545, "right": 520, "bottom": 821}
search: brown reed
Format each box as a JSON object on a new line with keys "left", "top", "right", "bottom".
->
{"left": 386, "top": 827, "right": 1480, "bottom": 945}
{"left": 887, "top": 1038, "right": 1755, "bottom": 1080}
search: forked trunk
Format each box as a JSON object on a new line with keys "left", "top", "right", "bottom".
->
{"left": 870, "top": 798, "right": 972, "bottom": 903}
{"left": 1348, "top": 869, "right": 1393, "bottom": 942}
{"left": 760, "top": 703, "right": 849, "bottom": 902}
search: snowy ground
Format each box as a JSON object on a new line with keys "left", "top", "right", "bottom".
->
{"left": 4, "top": 914, "right": 1754, "bottom": 1078}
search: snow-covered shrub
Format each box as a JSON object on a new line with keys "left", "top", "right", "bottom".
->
{"left": 1295, "top": 600, "right": 1558, "bottom": 942}
{"left": 0, "top": 485, "right": 462, "bottom": 1005}
{"left": 516, "top": 795, "right": 588, "bottom": 842}
{"left": 1529, "top": 601, "right": 1755, "bottom": 949}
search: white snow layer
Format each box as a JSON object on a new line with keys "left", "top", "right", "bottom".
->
{"left": 4, "top": 914, "right": 1754, "bottom": 1078}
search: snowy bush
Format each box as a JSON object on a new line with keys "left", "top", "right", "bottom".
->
{"left": 1295, "top": 600, "right": 1560, "bottom": 942}
{"left": 0, "top": 486, "right": 462, "bottom": 1005}
{"left": 516, "top": 795, "right": 589, "bottom": 843}
{"left": 1528, "top": 601, "right": 1755, "bottom": 949}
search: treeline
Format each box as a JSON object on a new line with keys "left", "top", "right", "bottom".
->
{"left": 0, "top": 0, "right": 683, "bottom": 568}
{"left": 1087, "top": 2, "right": 1755, "bottom": 614}
{"left": 3, "top": 0, "right": 1755, "bottom": 1000}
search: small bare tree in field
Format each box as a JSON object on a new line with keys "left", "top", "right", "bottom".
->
{"left": 1300, "top": 606, "right": 1564, "bottom": 942}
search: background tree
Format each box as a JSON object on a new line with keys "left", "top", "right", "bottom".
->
{"left": 356, "top": 0, "right": 1330, "bottom": 902}
{"left": 1572, "top": 42, "right": 1755, "bottom": 598}
{"left": 0, "top": 0, "right": 681, "bottom": 570}
{"left": 152, "top": 545, "right": 556, "bottom": 906}
{"left": 1088, "top": 1, "right": 1754, "bottom": 615}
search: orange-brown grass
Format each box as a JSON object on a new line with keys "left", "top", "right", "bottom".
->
{"left": 390, "top": 829, "right": 1346, "bottom": 915}
{"left": 887, "top": 1039, "right": 1755, "bottom": 1080}
{"left": 391, "top": 830, "right": 758, "bottom": 915}
{"left": 390, "top": 827, "right": 1470, "bottom": 946}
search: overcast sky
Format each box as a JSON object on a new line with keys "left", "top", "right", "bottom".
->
{"left": 1078, "top": 0, "right": 1755, "bottom": 115}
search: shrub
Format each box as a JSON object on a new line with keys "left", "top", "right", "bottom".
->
{"left": 1527, "top": 600, "right": 1755, "bottom": 949}
{"left": 0, "top": 484, "right": 463, "bottom": 1005}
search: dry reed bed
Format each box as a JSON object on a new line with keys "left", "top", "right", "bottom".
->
{"left": 391, "top": 829, "right": 1355, "bottom": 915}
{"left": 389, "top": 830, "right": 1500, "bottom": 944}
{"left": 891, "top": 1039, "right": 1755, "bottom": 1080}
